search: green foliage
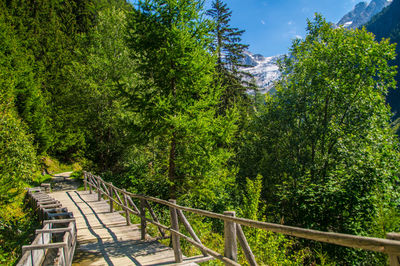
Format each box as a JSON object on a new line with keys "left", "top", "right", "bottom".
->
{"left": 2, "top": 0, "right": 100, "bottom": 160}
{"left": 41, "top": 156, "right": 80, "bottom": 174}
{"left": 0, "top": 8, "right": 51, "bottom": 155}
{"left": 0, "top": 13, "right": 38, "bottom": 209}
{"left": 207, "top": 0, "right": 251, "bottom": 112}
{"left": 1, "top": 0, "right": 399, "bottom": 264}
{"left": 65, "top": 6, "right": 137, "bottom": 172}
{"left": 239, "top": 174, "right": 263, "bottom": 221}
{"left": 238, "top": 14, "right": 400, "bottom": 263}
{"left": 126, "top": 0, "right": 238, "bottom": 206}
{"left": 0, "top": 108, "right": 37, "bottom": 207}
{"left": 0, "top": 13, "right": 40, "bottom": 264}
{"left": 31, "top": 174, "right": 53, "bottom": 187}
{"left": 366, "top": 0, "right": 400, "bottom": 118}
{"left": 0, "top": 195, "right": 39, "bottom": 265}
{"left": 70, "top": 171, "right": 83, "bottom": 180}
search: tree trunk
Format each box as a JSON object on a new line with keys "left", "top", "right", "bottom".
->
{"left": 169, "top": 132, "right": 177, "bottom": 199}
{"left": 169, "top": 68, "right": 177, "bottom": 199}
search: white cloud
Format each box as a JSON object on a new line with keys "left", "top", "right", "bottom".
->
{"left": 295, "top": 35, "right": 303, "bottom": 39}
{"left": 261, "top": 20, "right": 266, "bottom": 25}
{"left": 288, "top": 20, "right": 294, "bottom": 25}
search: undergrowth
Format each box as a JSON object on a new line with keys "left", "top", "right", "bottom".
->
{"left": 0, "top": 193, "right": 40, "bottom": 265}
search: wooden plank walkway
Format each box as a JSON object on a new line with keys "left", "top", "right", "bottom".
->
{"left": 50, "top": 189, "right": 195, "bottom": 265}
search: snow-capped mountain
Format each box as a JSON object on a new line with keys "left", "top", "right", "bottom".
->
{"left": 242, "top": 0, "right": 393, "bottom": 94}
{"left": 337, "top": 0, "right": 392, "bottom": 29}
{"left": 241, "top": 51, "right": 282, "bottom": 94}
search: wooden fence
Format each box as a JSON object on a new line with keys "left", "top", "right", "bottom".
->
{"left": 17, "top": 187, "right": 77, "bottom": 266}
{"left": 84, "top": 171, "right": 400, "bottom": 266}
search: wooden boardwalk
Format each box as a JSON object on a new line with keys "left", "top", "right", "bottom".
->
{"left": 50, "top": 189, "right": 195, "bottom": 266}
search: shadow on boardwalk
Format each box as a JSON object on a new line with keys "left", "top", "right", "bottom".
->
{"left": 49, "top": 174, "right": 182, "bottom": 266}
{"left": 50, "top": 172, "right": 80, "bottom": 192}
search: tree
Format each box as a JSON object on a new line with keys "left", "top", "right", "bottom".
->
{"left": 126, "top": 0, "right": 238, "bottom": 205}
{"left": 207, "top": 0, "right": 251, "bottom": 111}
{"left": 3, "top": 0, "right": 98, "bottom": 160}
{"left": 0, "top": 11, "right": 37, "bottom": 210}
{"left": 64, "top": 6, "right": 137, "bottom": 172}
{"left": 238, "top": 15, "right": 400, "bottom": 263}
{"left": 0, "top": 2, "right": 52, "bottom": 155}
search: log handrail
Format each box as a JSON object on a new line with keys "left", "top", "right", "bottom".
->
{"left": 17, "top": 188, "right": 77, "bottom": 266}
{"left": 83, "top": 171, "right": 400, "bottom": 265}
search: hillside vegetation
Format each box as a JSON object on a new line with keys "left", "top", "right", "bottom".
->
{"left": 1, "top": 0, "right": 399, "bottom": 264}
{"left": 366, "top": 0, "right": 400, "bottom": 117}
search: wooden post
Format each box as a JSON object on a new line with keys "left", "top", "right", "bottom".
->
{"left": 177, "top": 209, "right": 207, "bottom": 256}
{"left": 89, "top": 175, "right": 93, "bottom": 194}
{"left": 109, "top": 183, "right": 114, "bottom": 213}
{"left": 144, "top": 200, "right": 165, "bottom": 237}
{"left": 237, "top": 224, "right": 257, "bottom": 266}
{"left": 140, "top": 199, "right": 147, "bottom": 240}
{"left": 224, "top": 211, "right": 237, "bottom": 264}
{"left": 123, "top": 189, "right": 131, "bottom": 225}
{"left": 97, "top": 179, "right": 101, "bottom": 201}
{"left": 169, "top": 199, "right": 183, "bottom": 263}
{"left": 387, "top": 233, "right": 400, "bottom": 266}
{"left": 84, "top": 172, "right": 87, "bottom": 191}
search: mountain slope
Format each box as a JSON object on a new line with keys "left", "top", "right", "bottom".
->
{"left": 365, "top": 0, "right": 400, "bottom": 117}
{"left": 337, "top": 0, "right": 392, "bottom": 29}
{"left": 242, "top": 0, "right": 394, "bottom": 94}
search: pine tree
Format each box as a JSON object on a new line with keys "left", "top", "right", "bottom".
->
{"left": 126, "top": 0, "right": 237, "bottom": 202}
{"left": 65, "top": 7, "right": 137, "bottom": 172}
{"left": 207, "top": 0, "right": 251, "bottom": 111}
{"left": 0, "top": 11, "right": 37, "bottom": 208}
{"left": 3, "top": 0, "right": 97, "bottom": 160}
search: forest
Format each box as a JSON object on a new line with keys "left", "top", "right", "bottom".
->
{"left": 1, "top": 0, "right": 400, "bottom": 264}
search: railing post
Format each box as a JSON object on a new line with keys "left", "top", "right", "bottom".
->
{"left": 109, "top": 183, "right": 114, "bottom": 213}
{"left": 97, "top": 178, "right": 101, "bottom": 201}
{"left": 140, "top": 199, "right": 147, "bottom": 240}
{"left": 89, "top": 175, "right": 93, "bottom": 194}
{"left": 237, "top": 224, "right": 258, "bottom": 266}
{"left": 169, "top": 199, "right": 183, "bottom": 263}
{"left": 224, "top": 211, "right": 237, "bottom": 264}
{"left": 387, "top": 233, "right": 400, "bottom": 266}
{"left": 84, "top": 172, "right": 87, "bottom": 191}
{"left": 123, "top": 189, "right": 131, "bottom": 225}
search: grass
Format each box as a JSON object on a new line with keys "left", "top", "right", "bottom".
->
{"left": 31, "top": 174, "right": 53, "bottom": 187}
{"left": 41, "top": 156, "right": 82, "bottom": 175}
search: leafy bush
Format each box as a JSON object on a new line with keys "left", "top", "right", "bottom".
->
{"left": 0, "top": 195, "right": 39, "bottom": 265}
{"left": 238, "top": 15, "right": 400, "bottom": 264}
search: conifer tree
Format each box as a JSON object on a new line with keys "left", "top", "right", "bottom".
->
{"left": 0, "top": 11, "right": 37, "bottom": 208}
{"left": 126, "top": 0, "right": 237, "bottom": 202}
{"left": 65, "top": 7, "right": 136, "bottom": 172}
{"left": 207, "top": 0, "right": 251, "bottom": 111}
{"left": 3, "top": 0, "right": 97, "bottom": 160}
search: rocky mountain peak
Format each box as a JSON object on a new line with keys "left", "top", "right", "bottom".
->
{"left": 337, "top": 0, "right": 392, "bottom": 29}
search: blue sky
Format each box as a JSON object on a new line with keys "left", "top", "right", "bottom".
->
{"left": 205, "top": 0, "right": 363, "bottom": 57}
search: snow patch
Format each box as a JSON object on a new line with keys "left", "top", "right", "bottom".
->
{"left": 240, "top": 51, "right": 282, "bottom": 94}
{"left": 343, "top": 21, "right": 353, "bottom": 27}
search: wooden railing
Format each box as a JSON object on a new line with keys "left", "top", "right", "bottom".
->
{"left": 17, "top": 187, "right": 77, "bottom": 266}
{"left": 84, "top": 172, "right": 400, "bottom": 265}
